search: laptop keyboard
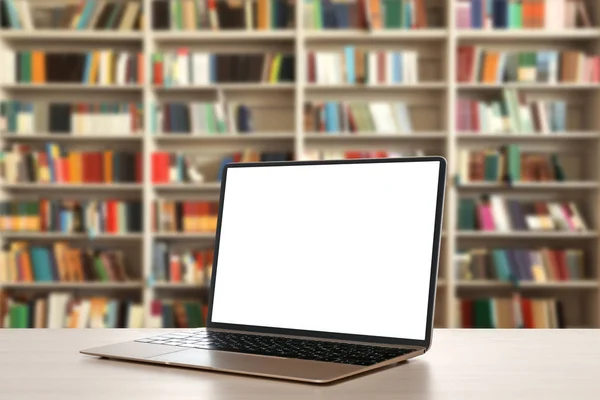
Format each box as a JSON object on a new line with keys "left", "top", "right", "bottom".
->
{"left": 135, "top": 330, "right": 417, "bottom": 366}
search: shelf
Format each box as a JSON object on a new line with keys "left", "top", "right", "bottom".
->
{"left": 154, "top": 183, "right": 222, "bottom": 192}
{"left": 153, "top": 30, "right": 295, "bottom": 41}
{"left": 0, "top": 232, "right": 143, "bottom": 241}
{"left": 456, "top": 132, "right": 600, "bottom": 140}
{"left": 153, "top": 233, "right": 216, "bottom": 240}
{"left": 154, "top": 133, "right": 295, "bottom": 142}
{"left": 305, "top": 83, "right": 446, "bottom": 91}
{"left": 456, "top": 280, "right": 598, "bottom": 290}
{"left": 457, "top": 182, "right": 599, "bottom": 191}
{"left": 153, "top": 283, "right": 210, "bottom": 290}
{"left": 154, "top": 83, "right": 295, "bottom": 91}
{"left": 1, "top": 183, "right": 143, "bottom": 191}
{"left": 0, "top": 30, "right": 143, "bottom": 41}
{"left": 0, "top": 134, "right": 142, "bottom": 142}
{"left": 457, "top": 83, "right": 600, "bottom": 90}
{"left": 1, "top": 83, "right": 143, "bottom": 92}
{"left": 0, "top": 282, "right": 143, "bottom": 290}
{"left": 457, "top": 231, "right": 597, "bottom": 239}
{"left": 304, "top": 132, "right": 446, "bottom": 141}
{"left": 456, "top": 29, "right": 600, "bottom": 40}
{"left": 304, "top": 29, "right": 448, "bottom": 41}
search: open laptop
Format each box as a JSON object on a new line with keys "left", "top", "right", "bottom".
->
{"left": 81, "top": 156, "right": 446, "bottom": 384}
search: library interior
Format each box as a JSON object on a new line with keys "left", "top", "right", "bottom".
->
{"left": 0, "top": 0, "right": 599, "bottom": 332}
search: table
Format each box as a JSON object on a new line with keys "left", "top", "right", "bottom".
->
{"left": 0, "top": 329, "right": 599, "bottom": 399}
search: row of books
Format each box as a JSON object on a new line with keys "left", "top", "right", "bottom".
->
{"left": 153, "top": 200, "right": 219, "bottom": 233}
{"left": 0, "top": 101, "right": 144, "bottom": 135}
{"left": 0, "top": 0, "right": 143, "bottom": 30}
{"left": 0, "top": 51, "right": 143, "bottom": 85}
{"left": 455, "top": 0, "right": 592, "bottom": 29}
{"left": 302, "top": 149, "right": 424, "bottom": 160}
{"left": 152, "top": 0, "right": 294, "bottom": 30}
{"left": 152, "top": 52, "right": 294, "bottom": 86}
{"left": 0, "top": 293, "right": 145, "bottom": 328}
{"left": 152, "top": 102, "right": 243, "bottom": 135}
{"left": 307, "top": 49, "right": 419, "bottom": 85}
{"left": 149, "top": 299, "right": 208, "bottom": 329}
{"left": 455, "top": 247, "right": 585, "bottom": 282}
{"left": 456, "top": 90, "right": 567, "bottom": 133}
{"left": 0, "top": 146, "right": 142, "bottom": 184}
{"left": 459, "top": 296, "right": 564, "bottom": 329}
{"left": 0, "top": 242, "right": 131, "bottom": 284}
{"left": 457, "top": 145, "right": 565, "bottom": 183}
{"left": 0, "top": 200, "right": 143, "bottom": 234}
{"left": 303, "top": 0, "right": 430, "bottom": 30}
{"left": 153, "top": 243, "right": 213, "bottom": 285}
{"left": 304, "top": 101, "right": 413, "bottom": 134}
{"left": 151, "top": 152, "right": 204, "bottom": 184}
{"left": 457, "top": 47, "right": 600, "bottom": 83}
{"left": 458, "top": 196, "right": 588, "bottom": 232}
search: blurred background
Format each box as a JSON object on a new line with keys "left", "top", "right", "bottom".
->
{"left": 0, "top": 0, "right": 599, "bottom": 330}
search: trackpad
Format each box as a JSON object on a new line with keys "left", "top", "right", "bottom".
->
{"left": 148, "top": 349, "right": 361, "bottom": 381}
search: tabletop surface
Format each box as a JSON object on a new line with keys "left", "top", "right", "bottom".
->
{"left": 0, "top": 329, "right": 599, "bottom": 399}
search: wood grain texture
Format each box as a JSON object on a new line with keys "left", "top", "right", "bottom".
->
{"left": 0, "top": 329, "right": 599, "bottom": 399}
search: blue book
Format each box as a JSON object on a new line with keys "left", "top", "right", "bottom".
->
{"left": 321, "top": 0, "right": 338, "bottom": 28}
{"left": 30, "top": 247, "right": 53, "bottom": 282}
{"left": 44, "top": 143, "right": 55, "bottom": 183}
{"left": 555, "top": 101, "right": 566, "bottom": 131}
{"left": 218, "top": 156, "right": 234, "bottom": 181}
{"left": 82, "top": 53, "right": 92, "bottom": 83}
{"left": 325, "top": 102, "right": 338, "bottom": 133}
{"left": 236, "top": 105, "right": 253, "bottom": 133}
{"left": 209, "top": 55, "right": 217, "bottom": 83}
{"left": 491, "top": 249, "right": 512, "bottom": 281}
{"left": 5, "top": 0, "right": 22, "bottom": 28}
{"left": 505, "top": 250, "right": 523, "bottom": 280}
{"left": 107, "top": 301, "right": 119, "bottom": 328}
{"left": 76, "top": 0, "right": 97, "bottom": 29}
{"left": 496, "top": 53, "right": 507, "bottom": 82}
{"left": 404, "top": 1, "right": 412, "bottom": 28}
{"left": 344, "top": 47, "right": 355, "bottom": 84}
{"left": 393, "top": 53, "right": 401, "bottom": 83}
{"left": 471, "top": 0, "right": 483, "bottom": 28}
{"left": 333, "top": 3, "right": 350, "bottom": 28}
{"left": 492, "top": 0, "right": 507, "bottom": 28}
{"left": 177, "top": 153, "right": 185, "bottom": 182}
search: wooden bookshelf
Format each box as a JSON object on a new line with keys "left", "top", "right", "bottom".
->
{"left": 1, "top": 0, "right": 600, "bottom": 330}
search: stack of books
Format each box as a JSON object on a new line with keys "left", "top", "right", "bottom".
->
{"left": 147, "top": 299, "right": 207, "bottom": 329}
{"left": 458, "top": 196, "right": 588, "bottom": 232}
{"left": 152, "top": 51, "right": 295, "bottom": 86}
{"left": 459, "top": 296, "right": 564, "bottom": 329}
{"left": 457, "top": 145, "right": 566, "bottom": 183}
{"left": 0, "top": 199, "right": 143, "bottom": 234}
{"left": 304, "top": 101, "right": 413, "bottom": 134}
{"left": 0, "top": 145, "right": 142, "bottom": 184}
{"left": 455, "top": 247, "right": 585, "bottom": 282}
{"left": 0, "top": 292, "right": 145, "bottom": 328}
{"left": 307, "top": 48, "right": 419, "bottom": 84}
{"left": 455, "top": 0, "right": 592, "bottom": 29}
{"left": 456, "top": 89, "right": 567, "bottom": 134}
{"left": 457, "top": 47, "right": 600, "bottom": 83}
{"left": 0, "top": 50, "right": 144, "bottom": 85}
{"left": 0, "top": 0, "right": 143, "bottom": 30}
{"left": 151, "top": 0, "right": 295, "bottom": 30}
{"left": 153, "top": 243, "right": 213, "bottom": 286}
{"left": 0, "top": 101, "right": 144, "bottom": 136}
{"left": 0, "top": 242, "right": 132, "bottom": 283}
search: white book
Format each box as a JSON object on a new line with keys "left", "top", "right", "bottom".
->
{"left": 192, "top": 53, "right": 209, "bottom": 85}
{"left": 116, "top": 53, "right": 128, "bottom": 85}
{"left": 89, "top": 110, "right": 97, "bottom": 135}
{"left": 327, "top": 53, "right": 339, "bottom": 84}
{"left": 525, "top": 215, "right": 543, "bottom": 231}
{"left": 177, "top": 51, "right": 190, "bottom": 86}
{"left": 544, "top": 0, "right": 555, "bottom": 29}
{"left": 368, "top": 53, "right": 377, "bottom": 85}
{"left": 411, "top": 51, "right": 419, "bottom": 83}
{"left": 490, "top": 196, "right": 511, "bottom": 231}
{"left": 548, "top": 53, "right": 558, "bottom": 84}
{"left": 127, "top": 305, "right": 144, "bottom": 328}
{"left": 0, "top": 51, "right": 16, "bottom": 83}
{"left": 369, "top": 102, "right": 397, "bottom": 134}
{"left": 569, "top": 202, "right": 587, "bottom": 231}
{"left": 17, "top": 1, "right": 34, "bottom": 29}
{"left": 48, "top": 293, "right": 70, "bottom": 329}
{"left": 76, "top": 301, "right": 91, "bottom": 329}
{"left": 99, "top": 50, "right": 110, "bottom": 85}
{"left": 458, "top": 149, "right": 470, "bottom": 183}
{"left": 386, "top": 52, "right": 394, "bottom": 84}
{"left": 315, "top": 53, "right": 326, "bottom": 84}
{"left": 401, "top": 52, "right": 409, "bottom": 84}
{"left": 565, "top": 0, "right": 576, "bottom": 28}
{"left": 213, "top": 101, "right": 228, "bottom": 133}
{"left": 548, "top": 202, "right": 569, "bottom": 230}
{"left": 393, "top": 103, "right": 413, "bottom": 133}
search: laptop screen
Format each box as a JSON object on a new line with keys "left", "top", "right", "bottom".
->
{"left": 210, "top": 159, "right": 443, "bottom": 342}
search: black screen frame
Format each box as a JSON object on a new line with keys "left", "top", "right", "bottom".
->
{"left": 206, "top": 156, "right": 447, "bottom": 351}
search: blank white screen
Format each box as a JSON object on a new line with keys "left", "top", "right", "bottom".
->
{"left": 211, "top": 160, "right": 441, "bottom": 341}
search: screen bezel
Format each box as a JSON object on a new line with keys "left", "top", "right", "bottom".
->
{"left": 206, "top": 156, "right": 446, "bottom": 350}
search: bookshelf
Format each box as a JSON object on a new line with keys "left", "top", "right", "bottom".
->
{"left": 1, "top": 0, "right": 600, "bottom": 330}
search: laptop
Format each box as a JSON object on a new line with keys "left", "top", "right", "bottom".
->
{"left": 81, "top": 156, "right": 446, "bottom": 384}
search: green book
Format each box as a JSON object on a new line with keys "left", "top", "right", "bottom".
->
{"left": 514, "top": 1, "right": 522, "bottom": 28}
{"left": 94, "top": 257, "right": 110, "bottom": 281}
{"left": 505, "top": 144, "right": 521, "bottom": 182}
{"left": 20, "top": 52, "right": 32, "bottom": 83}
{"left": 184, "top": 302, "right": 204, "bottom": 328}
{"left": 474, "top": 299, "right": 494, "bottom": 328}
{"left": 484, "top": 152, "right": 500, "bottom": 181}
{"left": 383, "top": 0, "right": 401, "bottom": 28}
{"left": 313, "top": 0, "right": 323, "bottom": 29}
{"left": 7, "top": 101, "right": 17, "bottom": 132}
{"left": 105, "top": 3, "right": 124, "bottom": 29}
{"left": 9, "top": 304, "right": 29, "bottom": 328}
{"left": 492, "top": 250, "right": 512, "bottom": 281}
{"left": 458, "top": 198, "right": 477, "bottom": 230}
{"left": 550, "top": 153, "right": 565, "bottom": 181}
{"left": 205, "top": 104, "right": 216, "bottom": 134}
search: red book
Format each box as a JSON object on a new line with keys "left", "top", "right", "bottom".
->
{"left": 520, "top": 298, "right": 535, "bottom": 328}
{"left": 106, "top": 200, "right": 117, "bottom": 233}
{"left": 182, "top": 201, "right": 192, "bottom": 232}
{"left": 151, "top": 153, "right": 160, "bottom": 183}
{"left": 129, "top": 103, "right": 137, "bottom": 132}
{"left": 461, "top": 300, "right": 474, "bottom": 328}
{"left": 233, "top": 153, "right": 243, "bottom": 163}
{"left": 137, "top": 53, "right": 144, "bottom": 84}
{"left": 554, "top": 250, "right": 570, "bottom": 281}
{"left": 374, "top": 151, "right": 388, "bottom": 158}
{"left": 60, "top": 157, "right": 70, "bottom": 183}
{"left": 195, "top": 252, "right": 205, "bottom": 272}
{"left": 202, "top": 305, "right": 209, "bottom": 325}
{"left": 151, "top": 152, "right": 169, "bottom": 183}
{"left": 92, "top": 152, "right": 103, "bottom": 183}
{"left": 135, "top": 153, "right": 142, "bottom": 183}
{"left": 470, "top": 100, "right": 479, "bottom": 132}
{"left": 40, "top": 199, "right": 49, "bottom": 231}
{"left": 170, "top": 255, "right": 182, "bottom": 283}
{"left": 153, "top": 56, "right": 163, "bottom": 85}
{"left": 344, "top": 151, "right": 363, "bottom": 159}
{"left": 377, "top": 51, "right": 385, "bottom": 84}
{"left": 307, "top": 52, "right": 316, "bottom": 83}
